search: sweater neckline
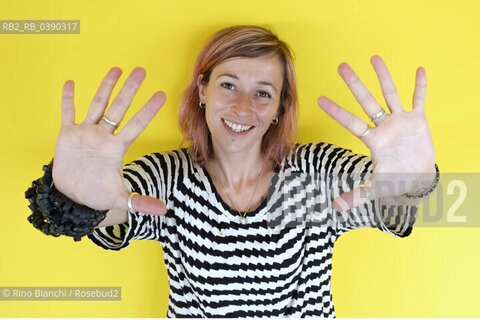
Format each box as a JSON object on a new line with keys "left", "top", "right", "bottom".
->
{"left": 186, "top": 148, "right": 284, "bottom": 225}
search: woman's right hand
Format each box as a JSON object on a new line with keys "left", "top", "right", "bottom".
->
{"left": 52, "top": 67, "right": 168, "bottom": 216}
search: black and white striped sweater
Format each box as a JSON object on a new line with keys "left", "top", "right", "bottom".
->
{"left": 88, "top": 142, "right": 417, "bottom": 318}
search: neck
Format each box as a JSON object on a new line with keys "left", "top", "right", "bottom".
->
{"left": 209, "top": 145, "right": 271, "bottom": 190}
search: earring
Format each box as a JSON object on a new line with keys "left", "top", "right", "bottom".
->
{"left": 199, "top": 101, "right": 206, "bottom": 108}
{"left": 271, "top": 117, "right": 278, "bottom": 125}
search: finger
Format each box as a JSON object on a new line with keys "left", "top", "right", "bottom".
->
{"left": 116, "top": 191, "right": 168, "bottom": 215}
{"left": 412, "top": 67, "right": 427, "bottom": 113}
{"left": 118, "top": 91, "right": 166, "bottom": 146}
{"left": 370, "top": 55, "right": 404, "bottom": 113}
{"left": 61, "top": 80, "right": 75, "bottom": 126}
{"left": 102, "top": 67, "right": 146, "bottom": 130}
{"left": 318, "top": 96, "right": 373, "bottom": 144}
{"left": 333, "top": 185, "right": 374, "bottom": 211}
{"left": 132, "top": 195, "right": 168, "bottom": 216}
{"left": 84, "top": 67, "right": 123, "bottom": 124}
{"left": 337, "top": 62, "right": 385, "bottom": 119}
{"left": 332, "top": 174, "right": 409, "bottom": 211}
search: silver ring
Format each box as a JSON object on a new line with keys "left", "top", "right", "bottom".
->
{"left": 357, "top": 125, "right": 371, "bottom": 138}
{"left": 370, "top": 109, "right": 387, "bottom": 124}
{"left": 100, "top": 116, "right": 119, "bottom": 130}
{"left": 127, "top": 192, "right": 140, "bottom": 213}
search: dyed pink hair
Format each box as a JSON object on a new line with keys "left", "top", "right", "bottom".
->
{"left": 178, "top": 25, "right": 298, "bottom": 167}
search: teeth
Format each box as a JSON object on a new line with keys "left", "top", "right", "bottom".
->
{"left": 223, "top": 119, "right": 253, "bottom": 133}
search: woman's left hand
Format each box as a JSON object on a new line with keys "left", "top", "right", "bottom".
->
{"left": 317, "top": 55, "right": 436, "bottom": 211}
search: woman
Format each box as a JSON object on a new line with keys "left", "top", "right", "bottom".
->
{"left": 28, "top": 25, "right": 438, "bottom": 317}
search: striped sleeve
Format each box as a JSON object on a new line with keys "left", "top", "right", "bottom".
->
{"left": 88, "top": 152, "right": 175, "bottom": 251}
{"left": 299, "top": 142, "right": 418, "bottom": 238}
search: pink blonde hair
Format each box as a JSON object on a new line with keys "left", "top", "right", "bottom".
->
{"left": 178, "top": 25, "right": 298, "bottom": 167}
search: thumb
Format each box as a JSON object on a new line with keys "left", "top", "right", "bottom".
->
{"left": 332, "top": 182, "right": 377, "bottom": 212}
{"left": 117, "top": 191, "right": 168, "bottom": 215}
{"left": 131, "top": 194, "right": 168, "bottom": 215}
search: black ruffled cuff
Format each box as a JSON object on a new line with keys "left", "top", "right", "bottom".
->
{"left": 25, "top": 160, "right": 108, "bottom": 242}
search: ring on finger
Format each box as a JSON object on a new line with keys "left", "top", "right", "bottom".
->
{"left": 357, "top": 125, "right": 371, "bottom": 138}
{"left": 127, "top": 192, "right": 140, "bottom": 213}
{"left": 100, "top": 116, "right": 120, "bottom": 130}
{"left": 370, "top": 109, "right": 387, "bottom": 124}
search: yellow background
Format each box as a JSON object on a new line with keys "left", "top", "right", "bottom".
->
{"left": 1, "top": 0, "right": 479, "bottom": 317}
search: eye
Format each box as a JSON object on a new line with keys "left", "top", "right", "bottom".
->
{"left": 221, "top": 82, "right": 235, "bottom": 90}
{"left": 257, "top": 90, "right": 272, "bottom": 99}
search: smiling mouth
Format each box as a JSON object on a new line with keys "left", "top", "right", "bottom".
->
{"left": 222, "top": 118, "right": 255, "bottom": 133}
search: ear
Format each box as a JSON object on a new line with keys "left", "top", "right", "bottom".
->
{"left": 197, "top": 74, "right": 206, "bottom": 102}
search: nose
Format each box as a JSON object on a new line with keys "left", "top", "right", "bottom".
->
{"left": 232, "top": 92, "right": 253, "bottom": 115}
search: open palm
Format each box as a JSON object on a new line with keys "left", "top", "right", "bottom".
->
{"left": 53, "top": 67, "right": 167, "bottom": 215}
{"left": 318, "top": 55, "right": 436, "bottom": 211}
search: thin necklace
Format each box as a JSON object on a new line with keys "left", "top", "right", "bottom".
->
{"left": 212, "top": 157, "right": 267, "bottom": 225}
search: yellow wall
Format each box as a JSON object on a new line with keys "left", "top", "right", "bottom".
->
{"left": 1, "top": 0, "right": 479, "bottom": 317}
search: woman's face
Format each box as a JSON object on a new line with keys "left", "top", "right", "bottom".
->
{"left": 198, "top": 54, "right": 284, "bottom": 156}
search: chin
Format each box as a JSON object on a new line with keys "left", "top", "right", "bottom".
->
{"left": 214, "top": 136, "right": 261, "bottom": 154}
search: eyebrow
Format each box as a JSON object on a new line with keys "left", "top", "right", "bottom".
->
{"left": 216, "top": 73, "right": 278, "bottom": 94}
